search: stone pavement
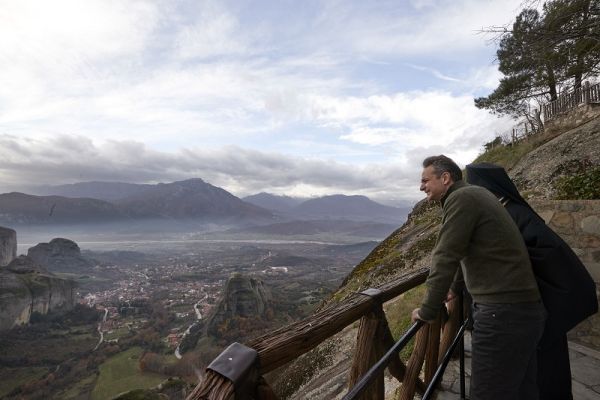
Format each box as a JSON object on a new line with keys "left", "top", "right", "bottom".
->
{"left": 428, "top": 332, "right": 600, "bottom": 400}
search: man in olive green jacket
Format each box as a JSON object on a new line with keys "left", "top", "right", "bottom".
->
{"left": 411, "top": 155, "right": 546, "bottom": 400}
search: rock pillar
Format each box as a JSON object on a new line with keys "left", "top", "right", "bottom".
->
{"left": 0, "top": 226, "right": 17, "bottom": 267}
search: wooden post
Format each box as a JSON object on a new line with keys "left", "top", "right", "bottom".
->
{"left": 374, "top": 308, "right": 427, "bottom": 394}
{"left": 584, "top": 81, "right": 590, "bottom": 104}
{"left": 424, "top": 314, "right": 442, "bottom": 384}
{"left": 397, "top": 325, "right": 429, "bottom": 400}
{"left": 348, "top": 307, "right": 385, "bottom": 400}
{"left": 438, "top": 298, "right": 459, "bottom": 364}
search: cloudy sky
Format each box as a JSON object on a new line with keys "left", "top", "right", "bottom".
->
{"left": 0, "top": 0, "right": 524, "bottom": 204}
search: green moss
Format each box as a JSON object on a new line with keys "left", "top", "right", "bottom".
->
{"left": 554, "top": 166, "right": 600, "bottom": 199}
{"left": 407, "top": 202, "right": 442, "bottom": 227}
{"left": 473, "top": 139, "right": 538, "bottom": 170}
{"left": 18, "top": 275, "right": 51, "bottom": 297}
{"left": 327, "top": 203, "right": 440, "bottom": 304}
{"left": 404, "top": 233, "right": 437, "bottom": 265}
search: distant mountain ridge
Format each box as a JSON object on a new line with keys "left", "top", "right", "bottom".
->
{"left": 245, "top": 193, "right": 409, "bottom": 224}
{"left": 115, "top": 178, "right": 272, "bottom": 220}
{"left": 0, "top": 180, "right": 411, "bottom": 228}
{"left": 0, "top": 179, "right": 272, "bottom": 225}
{"left": 291, "top": 194, "right": 408, "bottom": 223}
{"left": 33, "top": 181, "right": 153, "bottom": 201}
{"left": 0, "top": 192, "right": 130, "bottom": 224}
{"left": 243, "top": 192, "right": 304, "bottom": 212}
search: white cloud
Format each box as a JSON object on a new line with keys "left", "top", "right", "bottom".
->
{"left": 0, "top": 134, "right": 427, "bottom": 200}
{"left": 405, "top": 63, "right": 461, "bottom": 82}
{"left": 173, "top": 2, "right": 251, "bottom": 60}
{"left": 303, "top": 0, "right": 523, "bottom": 57}
{"left": 0, "top": 0, "right": 159, "bottom": 72}
{"left": 307, "top": 90, "right": 512, "bottom": 150}
{"left": 0, "top": 0, "right": 526, "bottom": 203}
{"left": 463, "top": 64, "right": 505, "bottom": 93}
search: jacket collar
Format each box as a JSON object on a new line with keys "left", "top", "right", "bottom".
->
{"left": 440, "top": 180, "right": 467, "bottom": 207}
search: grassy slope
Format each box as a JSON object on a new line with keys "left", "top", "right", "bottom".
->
{"left": 472, "top": 127, "right": 565, "bottom": 170}
{"left": 91, "top": 347, "right": 166, "bottom": 400}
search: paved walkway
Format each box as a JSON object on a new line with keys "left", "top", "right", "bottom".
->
{"left": 431, "top": 333, "right": 600, "bottom": 399}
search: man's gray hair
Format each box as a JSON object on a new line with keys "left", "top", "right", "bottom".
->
{"left": 422, "top": 155, "right": 463, "bottom": 181}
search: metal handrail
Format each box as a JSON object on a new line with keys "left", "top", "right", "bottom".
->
{"left": 342, "top": 319, "right": 425, "bottom": 400}
{"left": 422, "top": 317, "right": 470, "bottom": 400}
{"left": 343, "top": 292, "right": 470, "bottom": 400}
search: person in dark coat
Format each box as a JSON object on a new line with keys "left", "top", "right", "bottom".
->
{"left": 466, "top": 162, "right": 598, "bottom": 400}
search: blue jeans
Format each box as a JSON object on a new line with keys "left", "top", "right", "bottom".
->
{"left": 470, "top": 301, "right": 546, "bottom": 400}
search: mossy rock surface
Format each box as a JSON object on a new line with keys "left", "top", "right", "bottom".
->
{"left": 331, "top": 200, "right": 440, "bottom": 303}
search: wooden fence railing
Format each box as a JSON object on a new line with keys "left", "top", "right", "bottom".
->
{"left": 543, "top": 81, "right": 600, "bottom": 121}
{"left": 185, "top": 267, "right": 466, "bottom": 400}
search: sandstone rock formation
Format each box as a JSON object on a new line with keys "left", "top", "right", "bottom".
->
{"left": 0, "top": 226, "right": 17, "bottom": 266}
{"left": 510, "top": 116, "right": 600, "bottom": 199}
{"left": 28, "top": 237, "right": 95, "bottom": 273}
{"left": 206, "top": 273, "right": 272, "bottom": 338}
{"left": 0, "top": 255, "right": 75, "bottom": 330}
{"left": 6, "top": 254, "right": 49, "bottom": 274}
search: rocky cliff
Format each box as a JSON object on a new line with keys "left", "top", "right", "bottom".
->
{"left": 272, "top": 116, "right": 600, "bottom": 398}
{"left": 0, "top": 255, "right": 75, "bottom": 330}
{"left": 206, "top": 273, "right": 272, "bottom": 338}
{"left": 28, "top": 238, "right": 95, "bottom": 273}
{"left": 510, "top": 116, "right": 600, "bottom": 199}
{"left": 0, "top": 226, "right": 16, "bottom": 266}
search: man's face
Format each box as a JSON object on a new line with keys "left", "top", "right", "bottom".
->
{"left": 420, "top": 165, "right": 451, "bottom": 201}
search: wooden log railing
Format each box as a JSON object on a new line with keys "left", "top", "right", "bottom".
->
{"left": 543, "top": 81, "right": 600, "bottom": 121}
{"left": 343, "top": 294, "right": 465, "bottom": 400}
{"left": 186, "top": 267, "right": 466, "bottom": 400}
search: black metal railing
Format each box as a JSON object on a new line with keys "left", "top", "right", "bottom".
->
{"left": 343, "top": 293, "right": 470, "bottom": 400}
{"left": 342, "top": 319, "right": 425, "bottom": 400}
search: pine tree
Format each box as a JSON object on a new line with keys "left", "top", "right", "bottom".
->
{"left": 475, "top": 0, "right": 600, "bottom": 129}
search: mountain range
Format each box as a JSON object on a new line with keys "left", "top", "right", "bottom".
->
{"left": 243, "top": 193, "right": 409, "bottom": 223}
{"left": 0, "top": 180, "right": 411, "bottom": 232}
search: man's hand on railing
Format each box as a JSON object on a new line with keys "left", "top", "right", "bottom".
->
{"left": 413, "top": 290, "right": 457, "bottom": 323}
{"left": 411, "top": 308, "right": 422, "bottom": 323}
{"left": 411, "top": 308, "right": 436, "bottom": 323}
{"left": 445, "top": 289, "right": 457, "bottom": 303}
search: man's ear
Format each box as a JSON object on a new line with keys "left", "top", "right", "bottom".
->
{"left": 441, "top": 171, "right": 452, "bottom": 185}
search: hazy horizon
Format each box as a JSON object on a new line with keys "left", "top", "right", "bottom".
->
{"left": 0, "top": 0, "right": 523, "bottom": 203}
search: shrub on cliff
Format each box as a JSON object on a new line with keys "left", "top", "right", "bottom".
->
{"left": 555, "top": 166, "right": 600, "bottom": 200}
